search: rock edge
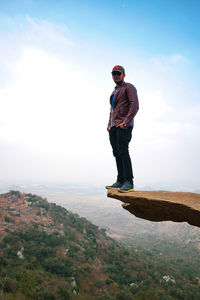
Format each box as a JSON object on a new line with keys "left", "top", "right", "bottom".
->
{"left": 107, "top": 189, "right": 200, "bottom": 228}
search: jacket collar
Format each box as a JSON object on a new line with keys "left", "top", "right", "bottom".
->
{"left": 115, "top": 80, "right": 126, "bottom": 89}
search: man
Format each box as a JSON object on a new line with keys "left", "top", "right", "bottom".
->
{"left": 106, "top": 65, "right": 139, "bottom": 192}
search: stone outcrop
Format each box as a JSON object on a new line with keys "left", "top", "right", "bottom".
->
{"left": 107, "top": 189, "right": 200, "bottom": 228}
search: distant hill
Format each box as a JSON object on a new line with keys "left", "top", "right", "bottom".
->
{"left": 0, "top": 190, "right": 200, "bottom": 300}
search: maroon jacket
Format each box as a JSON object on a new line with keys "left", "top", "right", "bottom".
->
{"left": 108, "top": 81, "right": 139, "bottom": 128}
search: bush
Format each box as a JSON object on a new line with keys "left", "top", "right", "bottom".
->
{"left": 4, "top": 216, "right": 12, "bottom": 223}
{"left": 58, "top": 287, "right": 70, "bottom": 300}
{"left": 42, "top": 257, "right": 74, "bottom": 277}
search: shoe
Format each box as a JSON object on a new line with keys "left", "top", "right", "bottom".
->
{"left": 106, "top": 181, "right": 123, "bottom": 189}
{"left": 119, "top": 181, "right": 134, "bottom": 192}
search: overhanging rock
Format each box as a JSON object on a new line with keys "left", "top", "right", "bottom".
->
{"left": 107, "top": 189, "right": 200, "bottom": 228}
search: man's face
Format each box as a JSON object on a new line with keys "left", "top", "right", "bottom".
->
{"left": 112, "top": 71, "right": 125, "bottom": 83}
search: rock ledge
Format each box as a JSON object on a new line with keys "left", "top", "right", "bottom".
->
{"left": 107, "top": 189, "right": 200, "bottom": 228}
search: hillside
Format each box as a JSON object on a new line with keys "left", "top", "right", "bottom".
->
{"left": 1, "top": 191, "right": 200, "bottom": 300}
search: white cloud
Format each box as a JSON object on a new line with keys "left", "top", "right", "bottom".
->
{"left": 0, "top": 47, "right": 108, "bottom": 152}
{"left": 25, "top": 16, "right": 73, "bottom": 48}
{"left": 169, "top": 54, "right": 186, "bottom": 64}
{"left": 150, "top": 53, "right": 187, "bottom": 71}
{"left": 0, "top": 15, "right": 74, "bottom": 90}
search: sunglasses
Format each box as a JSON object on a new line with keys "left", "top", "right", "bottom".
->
{"left": 112, "top": 71, "right": 122, "bottom": 76}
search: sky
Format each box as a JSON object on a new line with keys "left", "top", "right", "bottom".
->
{"left": 0, "top": 0, "right": 200, "bottom": 189}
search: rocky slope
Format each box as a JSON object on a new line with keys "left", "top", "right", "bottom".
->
{"left": 0, "top": 191, "right": 60, "bottom": 238}
{"left": 107, "top": 189, "right": 200, "bottom": 227}
{"left": 0, "top": 191, "right": 122, "bottom": 299}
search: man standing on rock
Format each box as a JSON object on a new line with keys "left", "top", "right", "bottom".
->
{"left": 106, "top": 65, "right": 139, "bottom": 192}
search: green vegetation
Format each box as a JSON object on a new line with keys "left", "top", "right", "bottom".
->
{"left": 8, "top": 190, "right": 21, "bottom": 197}
{"left": 4, "top": 216, "right": 12, "bottom": 223}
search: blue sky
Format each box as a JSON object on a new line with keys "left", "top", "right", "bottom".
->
{"left": 1, "top": 0, "right": 200, "bottom": 70}
{"left": 0, "top": 0, "right": 200, "bottom": 189}
{"left": 1, "top": 0, "right": 200, "bottom": 55}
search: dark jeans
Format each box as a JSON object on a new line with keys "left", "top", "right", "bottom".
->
{"left": 109, "top": 126, "right": 133, "bottom": 184}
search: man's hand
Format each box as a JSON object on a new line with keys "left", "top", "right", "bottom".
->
{"left": 117, "top": 123, "right": 126, "bottom": 129}
{"left": 107, "top": 127, "right": 111, "bottom": 131}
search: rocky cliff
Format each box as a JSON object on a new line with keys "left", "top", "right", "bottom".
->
{"left": 107, "top": 189, "right": 200, "bottom": 228}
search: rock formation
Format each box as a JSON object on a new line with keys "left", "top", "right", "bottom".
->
{"left": 107, "top": 189, "right": 200, "bottom": 228}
